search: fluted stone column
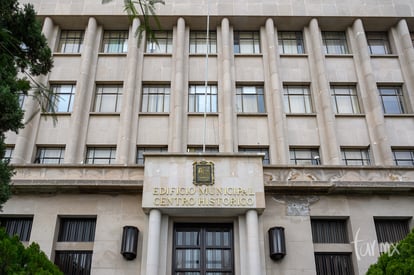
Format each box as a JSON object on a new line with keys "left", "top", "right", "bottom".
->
{"left": 264, "top": 18, "right": 288, "bottom": 164}
{"left": 307, "top": 18, "right": 340, "bottom": 165}
{"left": 394, "top": 19, "right": 414, "bottom": 107}
{"left": 117, "top": 18, "right": 141, "bottom": 164}
{"left": 220, "top": 18, "right": 236, "bottom": 152}
{"left": 65, "top": 17, "right": 99, "bottom": 163}
{"left": 350, "top": 19, "right": 393, "bottom": 165}
{"left": 145, "top": 209, "right": 162, "bottom": 275}
{"left": 246, "top": 209, "right": 262, "bottom": 275}
{"left": 12, "top": 17, "right": 55, "bottom": 164}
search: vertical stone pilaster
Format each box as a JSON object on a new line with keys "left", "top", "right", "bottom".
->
{"left": 169, "top": 17, "right": 186, "bottom": 152}
{"left": 117, "top": 18, "right": 141, "bottom": 164}
{"left": 145, "top": 209, "right": 162, "bottom": 275}
{"left": 65, "top": 17, "right": 99, "bottom": 164}
{"left": 263, "top": 18, "right": 288, "bottom": 164}
{"left": 307, "top": 18, "right": 340, "bottom": 165}
{"left": 12, "top": 17, "right": 55, "bottom": 164}
{"left": 350, "top": 19, "right": 393, "bottom": 165}
{"left": 246, "top": 209, "right": 262, "bottom": 275}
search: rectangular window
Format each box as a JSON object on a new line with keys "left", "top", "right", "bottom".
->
{"left": 35, "top": 147, "right": 65, "bottom": 164}
{"left": 278, "top": 31, "right": 304, "bottom": 54}
{"left": 283, "top": 85, "right": 313, "bottom": 114}
{"left": 188, "top": 85, "right": 218, "bottom": 113}
{"left": 0, "top": 217, "right": 33, "bottom": 242}
{"left": 290, "top": 148, "right": 320, "bottom": 165}
{"left": 378, "top": 86, "right": 405, "bottom": 114}
{"left": 234, "top": 31, "right": 261, "bottom": 54}
{"left": 392, "top": 149, "right": 414, "bottom": 166}
{"left": 190, "top": 31, "right": 217, "bottom": 54}
{"left": 58, "top": 30, "right": 84, "bottom": 53}
{"left": 18, "top": 92, "right": 26, "bottom": 108}
{"left": 49, "top": 84, "right": 76, "bottom": 113}
{"left": 3, "top": 147, "right": 13, "bottom": 163}
{"left": 141, "top": 85, "right": 170, "bottom": 112}
{"left": 85, "top": 147, "right": 116, "bottom": 164}
{"left": 311, "top": 219, "right": 349, "bottom": 243}
{"left": 315, "top": 253, "right": 354, "bottom": 275}
{"left": 374, "top": 219, "right": 410, "bottom": 244}
{"left": 322, "top": 32, "right": 349, "bottom": 54}
{"left": 239, "top": 147, "right": 270, "bottom": 165}
{"left": 101, "top": 30, "right": 128, "bottom": 53}
{"left": 55, "top": 218, "right": 96, "bottom": 275}
{"left": 93, "top": 85, "right": 123, "bottom": 112}
{"left": 367, "top": 32, "right": 391, "bottom": 54}
{"left": 341, "top": 148, "right": 371, "bottom": 166}
{"left": 236, "top": 85, "right": 265, "bottom": 113}
{"left": 146, "top": 31, "right": 173, "bottom": 54}
{"left": 331, "top": 85, "right": 361, "bottom": 114}
{"left": 136, "top": 146, "right": 168, "bottom": 165}
{"left": 187, "top": 146, "right": 219, "bottom": 153}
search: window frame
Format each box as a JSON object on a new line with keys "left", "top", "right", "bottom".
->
{"left": 0, "top": 217, "right": 33, "bottom": 242}
{"left": 136, "top": 146, "right": 168, "bottom": 165}
{"left": 57, "top": 30, "right": 84, "bottom": 53}
{"left": 233, "top": 31, "right": 261, "bottom": 54}
{"left": 238, "top": 147, "right": 270, "bottom": 165}
{"left": 322, "top": 31, "right": 349, "bottom": 55}
{"left": 236, "top": 85, "right": 265, "bottom": 113}
{"left": 3, "top": 147, "right": 14, "bottom": 163}
{"left": 330, "top": 85, "right": 361, "bottom": 114}
{"left": 85, "top": 147, "right": 116, "bottom": 164}
{"left": 34, "top": 147, "right": 65, "bottom": 164}
{"left": 146, "top": 31, "right": 173, "bottom": 54}
{"left": 290, "top": 148, "right": 321, "bottom": 165}
{"left": 48, "top": 84, "right": 76, "bottom": 113}
{"left": 378, "top": 86, "right": 406, "bottom": 114}
{"left": 190, "top": 31, "right": 217, "bottom": 54}
{"left": 187, "top": 146, "right": 219, "bottom": 153}
{"left": 314, "top": 253, "right": 354, "bottom": 275}
{"left": 283, "top": 85, "right": 313, "bottom": 114}
{"left": 93, "top": 84, "right": 123, "bottom": 113}
{"left": 141, "top": 85, "right": 171, "bottom": 112}
{"left": 341, "top": 148, "right": 371, "bottom": 166}
{"left": 188, "top": 84, "right": 218, "bottom": 113}
{"left": 311, "top": 219, "right": 349, "bottom": 243}
{"left": 392, "top": 149, "right": 414, "bottom": 166}
{"left": 366, "top": 32, "right": 392, "bottom": 55}
{"left": 101, "top": 30, "right": 128, "bottom": 53}
{"left": 278, "top": 31, "right": 305, "bottom": 54}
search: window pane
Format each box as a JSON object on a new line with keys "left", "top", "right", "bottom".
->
{"left": 234, "top": 31, "right": 260, "bottom": 54}
{"left": 278, "top": 31, "right": 304, "bottom": 54}
{"left": 49, "top": 84, "right": 76, "bottom": 113}
{"left": 341, "top": 148, "right": 370, "bottom": 166}
{"left": 94, "top": 85, "right": 123, "bottom": 112}
{"left": 55, "top": 251, "right": 93, "bottom": 275}
{"left": 393, "top": 150, "right": 414, "bottom": 166}
{"left": 58, "top": 218, "right": 96, "bottom": 242}
{"left": 331, "top": 86, "right": 360, "bottom": 114}
{"left": 146, "top": 31, "right": 172, "bottom": 53}
{"left": 190, "top": 31, "right": 217, "bottom": 54}
{"left": 379, "top": 87, "right": 404, "bottom": 114}
{"left": 142, "top": 85, "right": 170, "bottom": 112}
{"left": 367, "top": 32, "right": 391, "bottom": 54}
{"left": 322, "top": 32, "right": 349, "bottom": 54}
{"left": 315, "top": 254, "right": 354, "bottom": 275}
{"left": 0, "top": 217, "right": 33, "bottom": 241}
{"left": 176, "top": 249, "right": 200, "bottom": 269}
{"left": 35, "top": 147, "right": 65, "bottom": 164}
{"left": 102, "top": 31, "right": 128, "bottom": 53}
{"left": 58, "top": 31, "right": 84, "bottom": 53}
{"left": 311, "top": 220, "right": 348, "bottom": 243}
{"left": 136, "top": 147, "right": 168, "bottom": 164}
{"left": 236, "top": 86, "right": 265, "bottom": 113}
{"left": 85, "top": 147, "right": 116, "bottom": 164}
{"left": 374, "top": 219, "right": 409, "bottom": 244}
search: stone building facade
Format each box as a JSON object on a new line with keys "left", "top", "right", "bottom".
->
{"left": 2, "top": 0, "right": 414, "bottom": 274}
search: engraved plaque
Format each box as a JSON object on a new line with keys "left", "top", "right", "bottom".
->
{"left": 193, "top": 161, "right": 214, "bottom": 185}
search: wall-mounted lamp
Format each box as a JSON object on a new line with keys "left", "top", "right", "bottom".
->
{"left": 121, "top": 226, "right": 139, "bottom": 260}
{"left": 268, "top": 226, "right": 286, "bottom": 260}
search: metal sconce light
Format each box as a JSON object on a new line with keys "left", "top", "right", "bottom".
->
{"left": 268, "top": 226, "right": 286, "bottom": 260}
{"left": 121, "top": 226, "right": 139, "bottom": 260}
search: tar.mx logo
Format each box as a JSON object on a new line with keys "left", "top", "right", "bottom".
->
{"left": 352, "top": 228, "right": 400, "bottom": 261}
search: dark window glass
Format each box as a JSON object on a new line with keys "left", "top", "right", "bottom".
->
{"left": 0, "top": 217, "right": 33, "bottom": 241}
{"left": 378, "top": 86, "right": 405, "bottom": 114}
{"left": 311, "top": 219, "right": 349, "bottom": 243}
{"left": 315, "top": 253, "right": 354, "bottom": 275}
{"left": 58, "top": 218, "right": 96, "bottom": 242}
{"left": 374, "top": 219, "right": 410, "bottom": 244}
{"left": 55, "top": 251, "right": 93, "bottom": 275}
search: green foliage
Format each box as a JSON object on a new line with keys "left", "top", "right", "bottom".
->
{"left": 0, "top": 0, "right": 53, "bottom": 209}
{"left": 366, "top": 229, "right": 414, "bottom": 275}
{"left": 0, "top": 228, "right": 62, "bottom": 274}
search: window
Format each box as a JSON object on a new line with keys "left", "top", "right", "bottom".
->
{"left": 58, "top": 30, "right": 84, "bottom": 53}
{"left": 3, "top": 147, "right": 13, "bottom": 163}
{"left": 187, "top": 146, "right": 219, "bottom": 153}
{"left": 378, "top": 86, "right": 405, "bottom": 114}
{"left": 49, "top": 84, "right": 76, "bottom": 113}
{"left": 190, "top": 31, "right": 217, "bottom": 54}
{"left": 146, "top": 31, "right": 173, "bottom": 53}
{"left": 136, "top": 146, "right": 168, "bottom": 165}
{"left": 35, "top": 147, "right": 65, "bottom": 164}
{"left": 366, "top": 32, "right": 391, "bottom": 54}
{"left": 55, "top": 218, "right": 96, "bottom": 275}
{"left": 188, "top": 84, "right": 218, "bottom": 112}
{"left": 312, "top": 219, "right": 353, "bottom": 275}
{"left": 173, "top": 224, "right": 234, "bottom": 275}
{"left": 311, "top": 219, "right": 349, "bottom": 243}
{"left": 93, "top": 85, "right": 123, "bottom": 112}
{"left": 0, "top": 217, "right": 33, "bottom": 241}
{"left": 322, "top": 32, "right": 349, "bottom": 54}
{"left": 278, "top": 31, "right": 304, "bottom": 54}
{"left": 374, "top": 218, "right": 410, "bottom": 253}
{"left": 290, "top": 148, "right": 320, "bottom": 165}
{"left": 85, "top": 147, "right": 116, "bottom": 164}
{"left": 17, "top": 92, "right": 26, "bottom": 108}
{"left": 101, "top": 30, "right": 128, "bottom": 53}
{"left": 314, "top": 253, "right": 354, "bottom": 275}
{"left": 141, "top": 85, "right": 170, "bottom": 112}
{"left": 392, "top": 149, "right": 414, "bottom": 166}
{"left": 234, "top": 31, "right": 261, "bottom": 54}
{"left": 330, "top": 85, "right": 361, "bottom": 114}
{"left": 283, "top": 85, "right": 313, "bottom": 114}
{"left": 236, "top": 85, "right": 265, "bottom": 113}
{"left": 341, "top": 148, "right": 370, "bottom": 166}
{"left": 239, "top": 147, "right": 270, "bottom": 165}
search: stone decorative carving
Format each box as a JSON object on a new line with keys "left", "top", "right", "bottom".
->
{"left": 272, "top": 195, "right": 320, "bottom": 216}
